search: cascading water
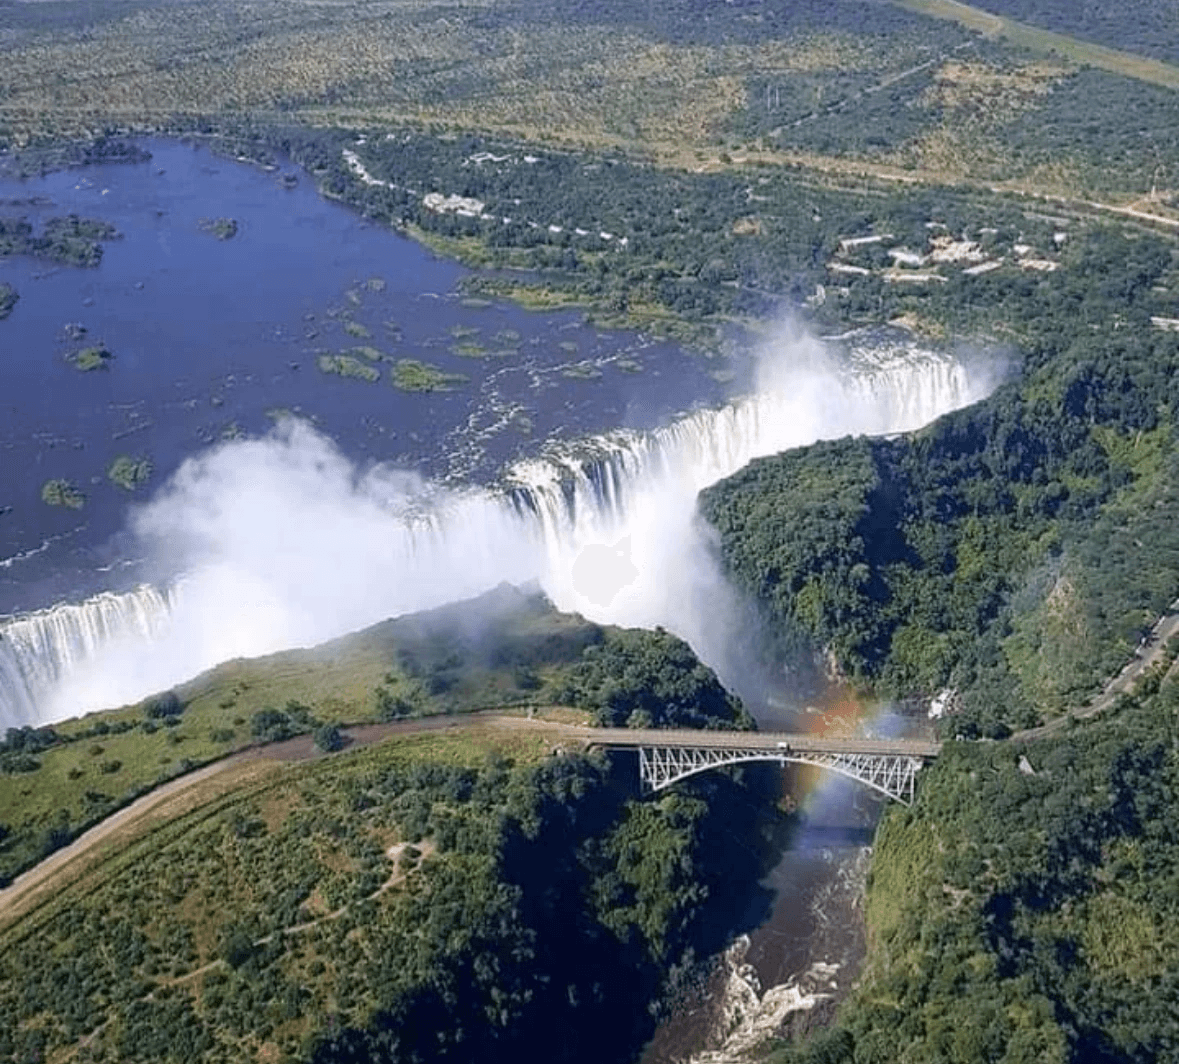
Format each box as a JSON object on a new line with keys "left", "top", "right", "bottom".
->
{"left": 0, "top": 587, "right": 175, "bottom": 728}
{"left": 0, "top": 338, "right": 998, "bottom": 726}
{"left": 505, "top": 345, "right": 989, "bottom": 668}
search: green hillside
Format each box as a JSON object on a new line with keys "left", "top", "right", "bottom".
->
{"left": 0, "top": 728, "right": 785, "bottom": 1064}
{"left": 0, "top": 588, "right": 748, "bottom": 889}
{"left": 764, "top": 648, "right": 1179, "bottom": 1064}
{"left": 702, "top": 223, "right": 1179, "bottom": 736}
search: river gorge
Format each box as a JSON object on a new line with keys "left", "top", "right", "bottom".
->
{"left": 0, "top": 138, "right": 997, "bottom": 1061}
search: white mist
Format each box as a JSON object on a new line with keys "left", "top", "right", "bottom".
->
{"left": 0, "top": 327, "right": 1000, "bottom": 725}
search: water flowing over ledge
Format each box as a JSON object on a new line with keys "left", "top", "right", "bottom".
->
{"left": 0, "top": 587, "right": 176, "bottom": 726}
{"left": 0, "top": 338, "right": 999, "bottom": 727}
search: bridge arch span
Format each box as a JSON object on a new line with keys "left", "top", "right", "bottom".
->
{"left": 581, "top": 729, "right": 940, "bottom": 806}
{"left": 636, "top": 745, "right": 928, "bottom": 805}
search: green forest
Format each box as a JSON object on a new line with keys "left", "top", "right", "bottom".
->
{"left": 0, "top": 687, "right": 783, "bottom": 1064}
{"left": 702, "top": 224, "right": 1179, "bottom": 736}
{"left": 765, "top": 660, "right": 1179, "bottom": 1064}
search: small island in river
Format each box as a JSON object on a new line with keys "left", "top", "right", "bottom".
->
{"left": 40, "top": 478, "right": 85, "bottom": 509}
{"left": 0, "top": 281, "right": 16, "bottom": 319}
{"left": 317, "top": 352, "right": 380, "bottom": 382}
{"left": 198, "top": 216, "right": 238, "bottom": 240}
{"left": 391, "top": 358, "right": 468, "bottom": 392}
{"left": 68, "top": 344, "right": 114, "bottom": 371}
{"left": 0, "top": 213, "right": 119, "bottom": 267}
{"left": 107, "top": 455, "right": 153, "bottom": 491}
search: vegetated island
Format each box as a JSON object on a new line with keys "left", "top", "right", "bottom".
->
{"left": 106, "top": 454, "right": 152, "bottom": 491}
{"left": 67, "top": 343, "right": 113, "bottom": 371}
{"left": 317, "top": 351, "right": 380, "bottom": 382}
{"left": 197, "top": 216, "right": 238, "bottom": 240}
{"left": 0, "top": 588, "right": 776, "bottom": 1064}
{"left": 390, "top": 357, "right": 468, "bottom": 392}
{"left": 0, "top": 282, "right": 16, "bottom": 319}
{"left": 39, "top": 478, "right": 84, "bottom": 509}
{"left": 0, "top": 213, "right": 119, "bottom": 267}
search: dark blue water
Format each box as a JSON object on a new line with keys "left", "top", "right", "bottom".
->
{"left": 0, "top": 139, "right": 740, "bottom": 614}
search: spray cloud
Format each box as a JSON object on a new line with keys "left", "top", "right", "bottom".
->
{"left": 3, "top": 324, "right": 1001, "bottom": 723}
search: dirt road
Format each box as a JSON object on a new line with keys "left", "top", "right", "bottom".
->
{"left": 0, "top": 711, "right": 586, "bottom": 933}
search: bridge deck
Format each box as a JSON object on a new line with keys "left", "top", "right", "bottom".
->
{"left": 579, "top": 728, "right": 941, "bottom": 758}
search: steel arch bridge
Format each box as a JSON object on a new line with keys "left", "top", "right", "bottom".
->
{"left": 582, "top": 729, "right": 941, "bottom": 805}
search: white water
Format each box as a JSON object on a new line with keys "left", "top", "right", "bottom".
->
{"left": 0, "top": 333, "right": 998, "bottom": 727}
{"left": 0, "top": 587, "right": 175, "bottom": 725}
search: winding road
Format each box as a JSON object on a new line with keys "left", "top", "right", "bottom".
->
{"left": 1014, "top": 597, "right": 1179, "bottom": 741}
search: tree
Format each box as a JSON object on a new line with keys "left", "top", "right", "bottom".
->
{"left": 313, "top": 723, "right": 345, "bottom": 753}
{"left": 145, "top": 691, "right": 183, "bottom": 719}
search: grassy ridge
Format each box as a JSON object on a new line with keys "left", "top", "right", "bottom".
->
{"left": 0, "top": 606, "right": 773, "bottom": 1064}
{"left": 0, "top": 588, "right": 748, "bottom": 888}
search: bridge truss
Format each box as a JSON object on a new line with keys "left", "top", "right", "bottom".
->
{"left": 637, "top": 744, "right": 926, "bottom": 804}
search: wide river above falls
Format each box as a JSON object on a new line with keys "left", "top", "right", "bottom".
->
{"left": 0, "top": 138, "right": 739, "bottom": 615}
{"left": 0, "top": 137, "right": 953, "bottom": 1061}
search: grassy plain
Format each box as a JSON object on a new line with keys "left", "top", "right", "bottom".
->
{"left": 0, "top": 723, "right": 569, "bottom": 1062}
{"left": 894, "top": 0, "right": 1179, "bottom": 89}
{"left": 2, "top": 0, "right": 1179, "bottom": 206}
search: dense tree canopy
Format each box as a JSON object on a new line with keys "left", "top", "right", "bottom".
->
{"left": 703, "top": 225, "right": 1179, "bottom": 735}
{"left": 769, "top": 667, "right": 1179, "bottom": 1064}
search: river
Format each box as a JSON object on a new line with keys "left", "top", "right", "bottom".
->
{"left": 2, "top": 137, "right": 958, "bottom": 1061}
{"left": 0, "top": 138, "right": 737, "bottom": 616}
{"left": 641, "top": 688, "right": 917, "bottom": 1064}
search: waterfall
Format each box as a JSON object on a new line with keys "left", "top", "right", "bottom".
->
{"left": 0, "top": 587, "right": 174, "bottom": 729}
{"left": 0, "top": 341, "right": 996, "bottom": 726}
{"left": 509, "top": 346, "right": 980, "bottom": 525}
{"left": 502, "top": 346, "right": 989, "bottom": 672}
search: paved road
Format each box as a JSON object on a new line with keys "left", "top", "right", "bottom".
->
{"left": 1015, "top": 597, "right": 1179, "bottom": 741}
{"left": 580, "top": 728, "right": 941, "bottom": 758}
{"left": 0, "top": 713, "right": 943, "bottom": 931}
{"left": 29, "top": 620, "right": 1177, "bottom": 933}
